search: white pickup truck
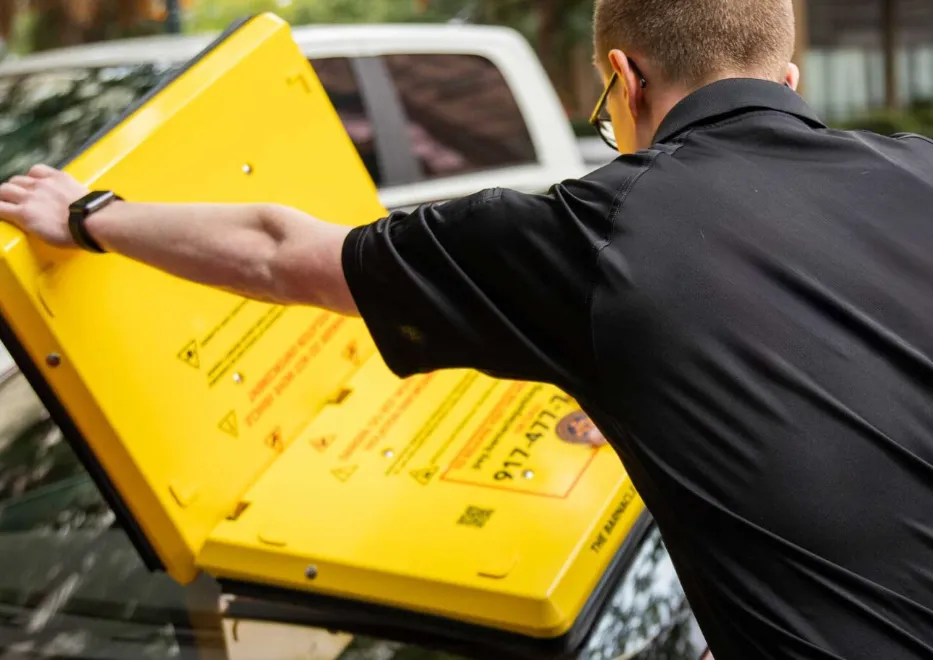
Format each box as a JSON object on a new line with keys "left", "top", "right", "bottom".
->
{"left": 0, "top": 22, "right": 706, "bottom": 660}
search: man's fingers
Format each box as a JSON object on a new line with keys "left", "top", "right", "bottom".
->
{"left": 0, "top": 201, "right": 23, "bottom": 224}
{"left": 7, "top": 176, "right": 36, "bottom": 189}
{"left": 0, "top": 182, "right": 28, "bottom": 204}
{"left": 28, "top": 164, "right": 58, "bottom": 179}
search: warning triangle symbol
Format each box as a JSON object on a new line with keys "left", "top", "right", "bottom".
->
{"left": 331, "top": 465, "right": 358, "bottom": 483}
{"left": 218, "top": 411, "right": 238, "bottom": 438}
{"left": 310, "top": 435, "right": 335, "bottom": 452}
{"left": 177, "top": 340, "right": 200, "bottom": 369}
{"left": 410, "top": 466, "right": 438, "bottom": 486}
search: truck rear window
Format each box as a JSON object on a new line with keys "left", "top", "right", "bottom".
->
{"left": 384, "top": 53, "right": 537, "bottom": 180}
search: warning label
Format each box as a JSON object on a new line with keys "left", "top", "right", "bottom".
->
{"left": 243, "top": 314, "right": 347, "bottom": 430}
{"left": 207, "top": 305, "right": 286, "bottom": 387}
{"left": 177, "top": 340, "right": 200, "bottom": 369}
{"left": 201, "top": 299, "right": 249, "bottom": 348}
{"left": 310, "top": 435, "right": 335, "bottom": 452}
{"left": 385, "top": 373, "right": 477, "bottom": 476}
{"left": 218, "top": 411, "right": 238, "bottom": 438}
{"left": 338, "top": 374, "right": 437, "bottom": 462}
{"left": 441, "top": 384, "right": 599, "bottom": 498}
{"left": 173, "top": 300, "right": 287, "bottom": 386}
{"left": 410, "top": 466, "right": 438, "bottom": 486}
{"left": 306, "top": 364, "right": 602, "bottom": 500}
{"left": 331, "top": 465, "right": 358, "bottom": 483}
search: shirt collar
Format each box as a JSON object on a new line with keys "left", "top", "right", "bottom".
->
{"left": 653, "top": 78, "right": 827, "bottom": 144}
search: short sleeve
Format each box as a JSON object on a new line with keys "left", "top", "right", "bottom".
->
{"left": 341, "top": 177, "right": 617, "bottom": 392}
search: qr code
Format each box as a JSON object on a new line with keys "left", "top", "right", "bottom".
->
{"left": 458, "top": 506, "right": 494, "bottom": 528}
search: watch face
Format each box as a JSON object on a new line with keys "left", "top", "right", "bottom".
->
{"left": 72, "top": 191, "right": 115, "bottom": 215}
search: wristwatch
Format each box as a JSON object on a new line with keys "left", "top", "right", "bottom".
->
{"left": 68, "top": 190, "right": 123, "bottom": 254}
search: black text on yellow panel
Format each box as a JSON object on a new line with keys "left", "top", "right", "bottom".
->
{"left": 0, "top": 14, "right": 647, "bottom": 659}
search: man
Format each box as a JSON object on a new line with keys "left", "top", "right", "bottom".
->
{"left": 3, "top": 0, "right": 933, "bottom": 658}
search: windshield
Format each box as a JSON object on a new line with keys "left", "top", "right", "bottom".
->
{"left": 0, "top": 346, "right": 12, "bottom": 378}
{"left": 0, "top": 64, "right": 172, "bottom": 182}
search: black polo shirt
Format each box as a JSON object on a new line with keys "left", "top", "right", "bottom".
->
{"left": 342, "top": 79, "right": 933, "bottom": 660}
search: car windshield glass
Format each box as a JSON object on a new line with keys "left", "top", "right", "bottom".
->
{"left": 0, "top": 64, "right": 172, "bottom": 182}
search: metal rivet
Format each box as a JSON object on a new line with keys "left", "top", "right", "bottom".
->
{"left": 305, "top": 565, "right": 318, "bottom": 580}
{"left": 382, "top": 449, "right": 394, "bottom": 458}
{"left": 46, "top": 353, "right": 61, "bottom": 367}
{"left": 242, "top": 163, "right": 253, "bottom": 174}
{"left": 523, "top": 470, "right": 535, "bottom": 480}
{"left": 233, "top": 372, "right": 243, "bottom": 384}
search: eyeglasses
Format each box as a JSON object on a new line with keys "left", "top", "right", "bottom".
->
{"left": 589, "top": 59, "right": 647, "bottom": 151}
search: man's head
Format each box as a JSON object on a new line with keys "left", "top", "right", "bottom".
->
{"left": 592, "top": 0, "right": 798, "bottom": 151}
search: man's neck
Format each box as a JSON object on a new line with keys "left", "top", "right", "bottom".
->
{"left": 645, "top": 72, "right": 782, "bottom": 141}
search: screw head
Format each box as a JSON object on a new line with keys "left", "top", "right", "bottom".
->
{"left": 305, "top": 565, "right": 318, "bottom": 580}
{"left": 46, "top": 353, "right": 62, "bottom": 367}
{"left": 242, "top": 163, "right": 253, "bottom": 174}
{"left": 233, "top": 372, "right": 243, "bottom": 384}
{"left": 522, "top": 470, "right": 535, "bottom": 480}
{"left": 382, "top": 449, "right": 394, "bottom": 458}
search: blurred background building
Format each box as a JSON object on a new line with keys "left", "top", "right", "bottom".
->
{"left": 0, "top": 0, "right": 932, "bottom": 131}
{"left": 804, "top": 0, "right": 933, "bottom": 121}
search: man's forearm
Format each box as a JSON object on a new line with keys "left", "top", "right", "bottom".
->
{"left": 0, "top": 166, "right": 359, "bottom": 314}
{"left": 86, "top": 201, "right": 358, "bottom": 314}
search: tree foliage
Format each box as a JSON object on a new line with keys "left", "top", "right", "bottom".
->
{"left": 0, "top": 0, "right": 163, "bottom": 52}
{"left": 183, "top": 0, "right": 599, "bottom": 114}
{"left": 0, "top": 0, "right": 601, "bottom": 114}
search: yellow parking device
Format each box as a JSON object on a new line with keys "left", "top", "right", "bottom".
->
{"left": 0, "top": 13, "right": 648, "bottom": 659}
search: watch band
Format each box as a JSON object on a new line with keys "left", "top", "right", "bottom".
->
{"left": 68, "top": 191, "right": 123, "bottom": 253}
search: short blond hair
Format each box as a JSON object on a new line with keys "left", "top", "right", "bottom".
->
{"left": 594, "top": 0, "right": 796, "bottom": 86}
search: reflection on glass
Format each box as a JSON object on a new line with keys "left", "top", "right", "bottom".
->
{"left": 310, "top": 57, "right": 383, "bottom": 186}
{"left": 581, "top": 525, "right": 707, "bottom": 660}
{"left": 0, "top": 373, "right": 192, "bottom": 659}
{"left": 384, "top": 54, "right": 537, "bottom": 180}
{"left": 0, "top": 64, "right": 172, "bottom": 182}
{"left": 337, "top": 637, "right": 466, "bottom": 660}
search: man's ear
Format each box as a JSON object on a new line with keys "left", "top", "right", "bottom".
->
{"left": 607, "top": 48, "right": 641, "bottom": 117}
{"left": 785, "top": 62, "right": 801, "bottom": 91}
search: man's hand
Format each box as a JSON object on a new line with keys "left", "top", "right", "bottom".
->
{"left": 0, "top": 165, "right": 90, "bottom": 247}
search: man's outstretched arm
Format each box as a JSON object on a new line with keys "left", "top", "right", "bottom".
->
{"left": 0, "top": 165, "right": 357, "bottom": 315}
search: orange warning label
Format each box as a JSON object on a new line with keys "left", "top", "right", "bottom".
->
{"left": 244, "top": 315, "right": 347, "bottom": 430}
{"left": 302, "top": 361, "right": 603, "bottom": 500}
{"left": 441, "top": 384, "right": 599, "bottom": 498}
{"left": 339, "top": 373, "right": 438, "bottom": 462}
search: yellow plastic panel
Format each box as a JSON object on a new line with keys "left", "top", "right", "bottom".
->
{"left": 200, "top": 353, "right": 644, "bottom": 638}
{"left": 0, "top": 13, "right": 382, "bottom": 582}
